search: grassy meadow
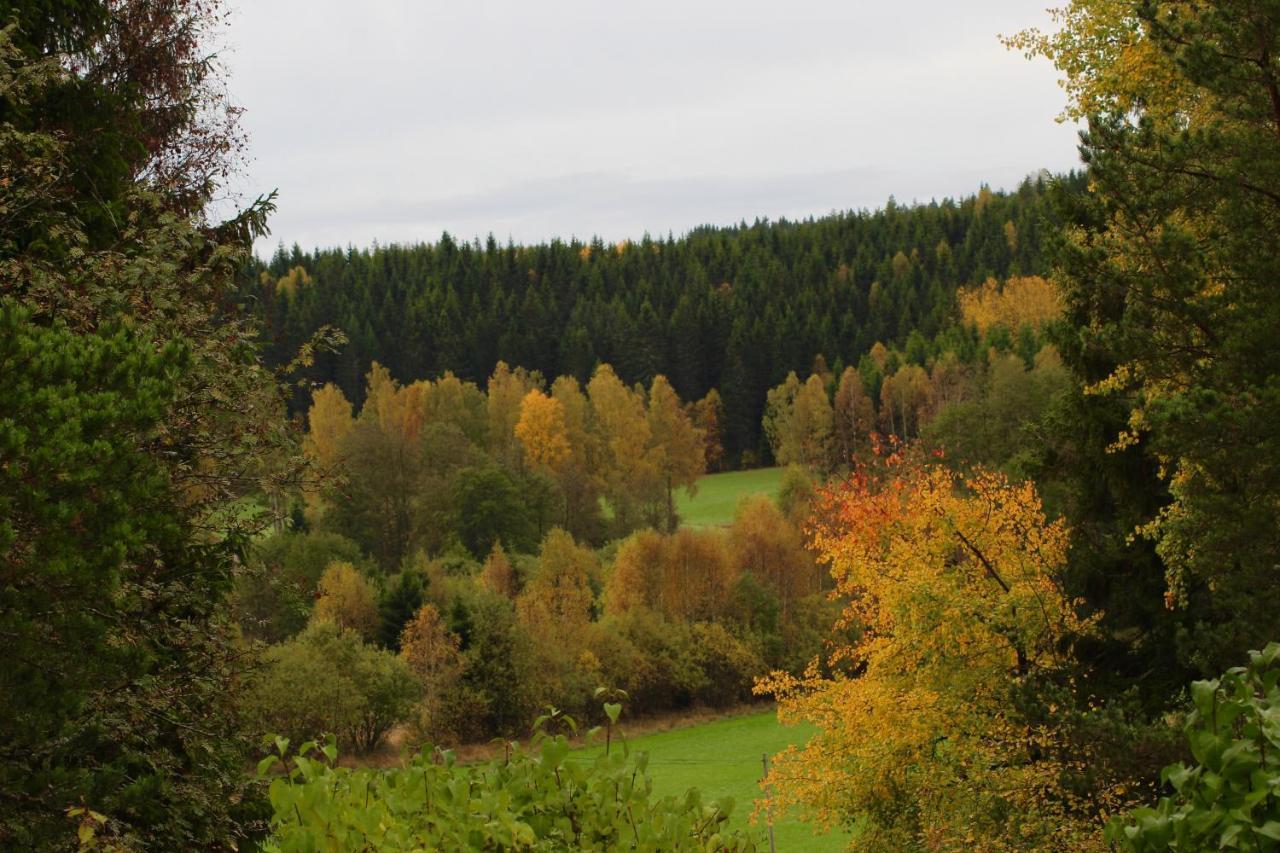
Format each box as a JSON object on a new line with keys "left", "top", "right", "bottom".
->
{"left": 676, "top": 467, "right": 787, "bottom": 528}
{"left": 572, "top": 709, "right": 849, "bottom": 852}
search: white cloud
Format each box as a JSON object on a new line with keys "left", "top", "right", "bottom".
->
{"left": 219, "top": 0, "right": 1080, "bottom": 252}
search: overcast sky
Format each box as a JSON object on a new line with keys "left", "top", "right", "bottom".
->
{"left": 220, "top": 1, "right": 1080, "bottom": 254}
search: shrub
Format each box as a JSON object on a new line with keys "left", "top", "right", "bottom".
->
{"left": 247, "top": 623, "right": 419, "bottom": 753}
{"left": 688, "top": 623, "right": 766, "bottom": 708}
{"left": 597, "top": 609, "right": 705, "bottom": 713}
{"left": 775, "top": 464, "right": 817, "bottom": 520}
{"left": 456, "top": 589, "right": 540, "bottom": 736}
{"left": 258, "top": 718, "right": 757, "bottom": 851}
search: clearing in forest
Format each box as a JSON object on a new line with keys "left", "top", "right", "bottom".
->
{"left": 571, "top": 709, "right": 850, "bottom": 852}
{"left": 676, "top": 467, "right": 786, "bottom": 528}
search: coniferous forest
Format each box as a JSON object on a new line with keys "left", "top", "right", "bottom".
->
{"left": 248, "top": 177, "right": 1075, "bottom": 464}
{"left": 4, "top": 1, "right": 1280, "bottom": 851}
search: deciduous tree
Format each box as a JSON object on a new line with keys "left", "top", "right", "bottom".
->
{"left": 302, "top": 383, "right": 355, "bottom": 517}
{"left": 957, "top": 276, "right": 1062, "bottom": 335}
{"left": 312, "top": 562, "right": 379, "bottom": 642}
{"left": 832, "top": 366, "right": 876, "bottom": 466}
{"left": 878, "top": 363, "right": 930, "bottom": 438}
{"left": 729, "top": 495, "right": 819, "bottom": 619}
{"left": 480, "top": 542, "right": 518, "bottom": 599}
{"left": 588, "top": 365, "right": 658, "bottom": 530}
{"left": 764, "top": 372, "right": 834, "bottom": 469}
{"left": 516, "top": 529, "right": 596, "bottom": 640}
{"left": 646, "top": 375, "right": 705, "bottom": 531}
{"left": 486, "top": 362, "right": 543, "bottom": 461}
{"left": 515, "top": 388, "right": 572, "bottom": 472}
{"left": 691, "top": 389, "right": 726, "bottom": 473}
{"left": 758, "top": 456, "right": 1118, "bottom": 849}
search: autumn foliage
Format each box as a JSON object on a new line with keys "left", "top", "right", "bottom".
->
{"left": 311, "top": 561, "right": 379, "bottom": 642}
{"left": 958, "top": 275, "right": 1062, "bottom": 335}
{"left": 757, "top": 450, "right": 1125, "bottom": 850}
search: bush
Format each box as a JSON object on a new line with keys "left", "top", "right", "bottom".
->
{"left": 596, "top": 609, "right": 705, "bottom": 713}
{"left": 775, "top": 464, "right": 817, "bottom": 520}
{"left": 247, "top": 623, "right": 419, "bottom": 753}
{"left": 688, "top": 623, "right": 766, "bottom": 708}
{"left": 258, "top": 718, "right": 756, "bottom": 851}
{"left": 455, "top": 589, "right": 541, "bottom": 736}
{"left": 398, "top": 603, "right": 478, "bottom": 745}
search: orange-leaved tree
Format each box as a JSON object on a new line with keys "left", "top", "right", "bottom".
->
{"left": 756, "top": 450, "right": 1124, "bottom": 851}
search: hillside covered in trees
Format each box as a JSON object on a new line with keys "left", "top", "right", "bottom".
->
{"left": 249, "top": 175, "right": 1081, "bottom": 463}
{"left": 7, "top": 0, "right": 1280, "bottom": 851}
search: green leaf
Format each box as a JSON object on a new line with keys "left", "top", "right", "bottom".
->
{"left": 1191, "top": 680, "right": 1221, "bottom": 724}
{"left": 1256, "top": 821, "right": 1280, "bottom": 841}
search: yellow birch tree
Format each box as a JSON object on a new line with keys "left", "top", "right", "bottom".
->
{"left": 757, "top": 456, "right": 1121, "bottom": 851}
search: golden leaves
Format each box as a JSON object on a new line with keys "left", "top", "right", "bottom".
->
{"left": 758, "top": 453, "right": 1101, "bottom": 849}
{"left": 958, "top": 275, "right": 1063, "bottom": 335}
{"left": 514, "top": 389, "right": 571, "bottom": 472}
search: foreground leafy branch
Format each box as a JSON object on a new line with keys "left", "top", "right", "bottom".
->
{"left": 1108, "top": 642, "right": 1280, "bottom": 851}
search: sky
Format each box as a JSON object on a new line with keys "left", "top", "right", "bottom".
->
{"left": 219, "top": 1, "right": 1081, "bottom": 255}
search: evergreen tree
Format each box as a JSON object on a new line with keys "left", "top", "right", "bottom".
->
{"left": 0, "top": 4, "right": 289, "bottom": 846}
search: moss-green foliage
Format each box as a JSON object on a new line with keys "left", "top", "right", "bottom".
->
{"left": 923, "top": 347, "right": 1070, "bottom": 483}
{"left": 451, "top": 585, "right": 541, "bottom": 736}
{"left": 593, "top": 610, "right": 766, "bottom": 713}
{"left": 676, "top": 467, "right": 786, "bottom": 528}
{"left": 572, "top": 711, "right": 851, "bottom": 852}
{"left": 246, "top": 623, "right": 419, "bottom": 754}
{"left": 259, "top": 722, "right": 756, "bottom": 852}
{"left": 451, "top": 463, "right": 542, "bottom": 557}
{"left": 1108, "top": 643, "right": 1280, "bottom": 851}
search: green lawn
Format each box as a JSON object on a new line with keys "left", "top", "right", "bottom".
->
{"left": 571, "top": 710, "right": 848, "bottom": 852}
{"left": 676, "top": 467, "right": 786, "bottom": 528}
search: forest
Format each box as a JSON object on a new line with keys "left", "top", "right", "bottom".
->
{"left": 246, "top": 173, "right": 1077, "bottom": 465}
{"left": 3, "top": 0, "right": 1280, "bottom": 851}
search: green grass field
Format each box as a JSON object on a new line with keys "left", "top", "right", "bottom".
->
{"left": 676, "top": 467, "right": 786, "bottom": 528}
{"left": 571, "top": 710, "right": 849, "bottom": 852}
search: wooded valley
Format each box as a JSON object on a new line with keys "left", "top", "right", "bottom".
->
{"left": 4, "top": 0, "right": 1280, "bottom": 850}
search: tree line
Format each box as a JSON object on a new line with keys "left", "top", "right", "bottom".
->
{"left": 246, "top": 175, "right": 1084, "bottom": 465}
{"left": 293, "top": 359, "right": 714, "bottom": 568}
